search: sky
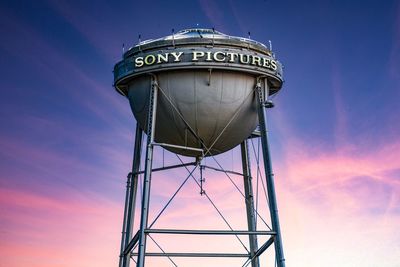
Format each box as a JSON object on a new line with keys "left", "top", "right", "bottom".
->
{"left": 0, "top": 0, "right": 399, "bottom": 266}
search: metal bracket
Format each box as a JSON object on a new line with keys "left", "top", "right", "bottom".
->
{"left": 199, "top": 164, "right": 206, "bottom": 195}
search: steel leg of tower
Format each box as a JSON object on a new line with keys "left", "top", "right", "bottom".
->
{"left": 241, "top": 140, "right": 260, "bottom": 267}
{"left": 256, "top": 78, "right": 286, "bottom": 267}
{"left": 136, "top": 76, "right": 159, "bottom": 267}
{"left": 120, "top": 124, "right": 143, "bottom": 267}
{"left": 119, "top": 167, "right": 132, "bottom": 267}
{"left": 127, "top": 125, "right": 143, "bottom": 267}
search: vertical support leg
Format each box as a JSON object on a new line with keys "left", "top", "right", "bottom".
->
{"left": 119, "top": 171, "right": 132, "bottom": 267}
{"left": 256, "top": 78, "right": 286, "bottom": 267}
{"left": 121, "top": 125, "right": 143, "bottom": 267}
{"left": 241, "top": 140, "right": 260, "bottom": 267}
{"left": 136, "top": 76, "right": 159, "bottom": 267}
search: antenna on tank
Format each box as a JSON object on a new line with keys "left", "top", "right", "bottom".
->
{"left": 172, "top": 28, "right": 175, "bottom": 48}
{"left": 247, "top": 31, "right": 251, "bottom": 49}
{"left": 122, "top": 43, "right": 125, "bottom": 55}
{"left": 138, "top": 34, "right": 142, "bottom": 51}
{"left": 212, "top": 27, "right": 215, "bottom": 46}
{"left": 269, "top": 40, "right": 273, "bottom": 51}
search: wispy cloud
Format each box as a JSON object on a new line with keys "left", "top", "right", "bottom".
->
{"left": 0, "top": 186, "right": 121, "bottom": 267}
{"left": 0, "top": 7, "right": 131, "bottom": 128}
{"left": 198, "top": 0, "right": 228, "bottom": 31}
{"left": 331, "top": 62, "right": 349, "bottom": 151}
{"left": 0, "top": 127, "right": 132, "bottom": 199}
{"left": 271, "top": 115, "right": 400, "bottom": 266}
{"left": 45, "top": 0, "right": 122, "bottom": 63}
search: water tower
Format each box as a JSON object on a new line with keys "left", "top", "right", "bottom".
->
{"left": 113, "top": 29, "right": 285, "bottom": 267}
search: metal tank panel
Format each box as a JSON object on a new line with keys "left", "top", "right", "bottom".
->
{"left": 114, "top": 29, "right": 283, "bottom": 157}
{"left": 128, "top": 69, "right": 258, "bottom": 156}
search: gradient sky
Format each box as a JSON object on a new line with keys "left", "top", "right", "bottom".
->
{"left": 1, "top": 0, "right": 399, "bottom": 266}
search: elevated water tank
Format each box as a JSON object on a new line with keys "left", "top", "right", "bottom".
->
{"left": 113, "top": 29, "right": 283, "bottom": 157}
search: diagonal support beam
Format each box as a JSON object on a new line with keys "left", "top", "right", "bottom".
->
{"left": 243, "top": 237, "right": 276, "bottom": 267}
{"left": 123, "top": 231, "right": 139, "bottom": 256}
{"left": 253, "top": 236, "right": 275, "bottom": 258}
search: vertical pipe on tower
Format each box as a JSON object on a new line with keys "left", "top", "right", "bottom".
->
{"left": 119, "top": 172, "right": 132, "bottom": 267}
{"left": 256, "top": 78, "right": 286, "bottom": 267}
{"left": 136, "top": 76, "right": 159, "bottom": 267}
{"left": 241, "top": 140, "right": 260, "bottom": 267}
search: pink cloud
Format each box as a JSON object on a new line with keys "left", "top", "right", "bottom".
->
{"left": 0, "top": 133, "right": 126, "bottom": 186}
{"left": 0, "top": 186, "right": 121, "bottom": 267}
{"left": 268, "top": 127, "right": 400, "bottom": 266}
{"left": 3, "top": 125, "right": 397, "bottom": 267}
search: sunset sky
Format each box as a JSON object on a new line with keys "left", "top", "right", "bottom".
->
{"left": 1, "top": 0, "right": 399, "bottom": 266}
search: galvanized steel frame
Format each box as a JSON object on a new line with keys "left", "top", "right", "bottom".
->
{"left": 118, "top": 76, "right": 286, "bottom": 267}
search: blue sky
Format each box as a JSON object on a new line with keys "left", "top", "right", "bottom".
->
{"left": 0, "top": 0, "right": 399, "bottom": 266}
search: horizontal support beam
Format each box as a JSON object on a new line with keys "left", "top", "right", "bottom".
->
{"left": 145, "top": 229, "right": 276, "bottom": 235}
{"left": 152, "top": 142, "right": 204, "bottom": 153}
{"left": 131, "top": 252, "right": 250, "bottom": 258}
{"left": 201, "top": 165, "right": 244, "bottom": 177}
{"left": 132, "top": 162, "right": 197, "bottom": 175}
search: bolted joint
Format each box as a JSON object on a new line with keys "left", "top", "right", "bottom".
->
{"left": 195, "top": 155, "right": 203, "bottom": 165}
{"left": 264, "top": 100, "right": 275, "bottom": 108}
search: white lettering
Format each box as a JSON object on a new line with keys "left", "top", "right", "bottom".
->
{"left": 252, "top": 56, "right": 261, "bottom": 66}
{"left": 213, "top": 51, "right": 226, "bottom": 62}
{"left": 192, "top": 51, "right": 205, "bottom": 61}
{"left": 157, "top": 53, "right": 169, "bottom": 63}
{"left": 135, "top": 57, "right": 144, "bottom": 67}
{"left": 239, "top": 54, "right": 250, "bottom": 64}
{"left": 144, "top": 55, "right": 156, "bottom": 65}
{"left": 271, "top": 60, "right": 277, "bottom": 71}
{"left": 205, "top": 51, "right": 212, "bottom": 61}
{"left": 226, "top": 52, "right": 238, "bottom": 62}
{"left": 170, "top": 52, "right": 184, "bottom": 62}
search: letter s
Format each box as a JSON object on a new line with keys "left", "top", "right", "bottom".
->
{"left": 271, "top": 60, "right": 277, "bottom": 71}
{"left": 135, "top": 57, "right": 144, "bottom": 67}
